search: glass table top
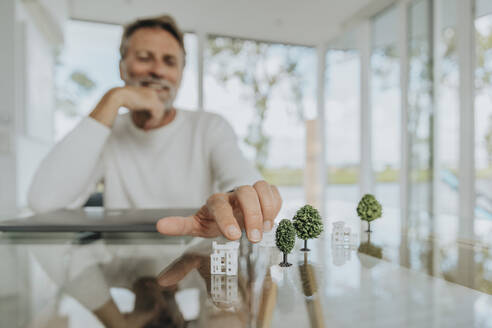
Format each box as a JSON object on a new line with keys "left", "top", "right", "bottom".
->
{"left": 0, "top": 205, "right": 491, "bottom": 328}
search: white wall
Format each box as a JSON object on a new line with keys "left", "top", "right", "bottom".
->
{"left": 0, "top": 0, "right": 68, "bottom": 214}
{"left": 0, "top": 0, "right": 18, "bottom": 216}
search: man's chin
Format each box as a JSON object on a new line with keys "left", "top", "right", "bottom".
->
{"left": 131, "top": 108, "right": 175, "bottom": 130}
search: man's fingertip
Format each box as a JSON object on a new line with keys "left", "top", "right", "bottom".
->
{"left": 226, "top": 225, "right": 242, "bottom": 239}
{"left": 248, "top": 228, "right": 261, "bottom": 242}
{"left": 156, "top": 218, "right": 167, "bottom": 233}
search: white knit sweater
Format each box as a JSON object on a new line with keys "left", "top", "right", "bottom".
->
{"left": 28, "top": 110, "right": 261, "bottom": 212}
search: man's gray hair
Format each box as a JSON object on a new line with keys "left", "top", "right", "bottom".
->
{"left": 119, "top": 14, "right": 186, "bottom": 65}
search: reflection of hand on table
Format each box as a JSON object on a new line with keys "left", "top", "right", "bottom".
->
{"left": 159, "top": 253, "right": 209, "bottom": 285}
{"left": 156, "top": 181, "right": 282, "bottom": 243}
{"left": 158, "top": 252, "right": 211, "bottom": 293}
{"left": 157, "top": 246, "right": 250, "bottom": 327}
{"left": 94, "top": 299, "right": 156, "bottom": 328}
{"left": 94, "top": 277, "right": 184, "bottom": 328}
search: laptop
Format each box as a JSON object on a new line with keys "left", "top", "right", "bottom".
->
{"left": 0, "top": 208, "right": 198, "bottom": 233}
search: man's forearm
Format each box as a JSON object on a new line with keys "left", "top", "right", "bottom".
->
{"left": 28, "top": 88, "right": 122, "bottom": 212}
{"left": 28, "top": 117, "right": 109, "bottom": 212}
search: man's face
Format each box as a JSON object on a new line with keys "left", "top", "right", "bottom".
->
{"left": 120, "top": 27, "right": 184, "bottom": 109}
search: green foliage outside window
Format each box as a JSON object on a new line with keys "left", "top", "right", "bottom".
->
{"left": 207, "top": 37, "right": 308, "bottom": 173}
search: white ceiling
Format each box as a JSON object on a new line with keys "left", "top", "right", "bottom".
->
{"left": 68, "top": 0, "right": 380, "bottom": 46}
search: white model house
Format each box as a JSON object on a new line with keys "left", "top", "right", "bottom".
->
{"left": 210, "top": 241, "right": 239, "bottom": 275}
{"left": 331, "top": 221, "right": 358, "bottom": 247}
{"left": 331, "top": 221, "right": 358, "bottom": 266}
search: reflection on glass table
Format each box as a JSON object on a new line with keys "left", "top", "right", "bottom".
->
{"left": 0, "top": 221, "right": 491, "bottom": 327}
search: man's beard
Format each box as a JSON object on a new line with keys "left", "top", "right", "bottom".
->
{"left": 126, "top": 75, "right": 177, "bottom": 110}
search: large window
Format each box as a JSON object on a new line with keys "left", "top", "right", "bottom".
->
{"left": 204, "top": 36, "right": 316, "bottom": 210}
{"left": 325, "top": 31, "right": 361, "bottom": 210}
{"left": 475, "top": 0, "right": 492, "bottom": 220}
{"left": 407, "top": 0, "right": 434, "bottom": 213}
{"left": 55, "top": 20, "right": 198, "bottom": 141}
{"left": 436, "top": 0, "right": 459, "bottom": 216}
{"left": 50, "top": 4, "right": 492, "bottom": 225}
{"left": 371, "top": 6, "right": 401, "bottom": 210}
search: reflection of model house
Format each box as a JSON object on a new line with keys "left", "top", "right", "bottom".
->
{"left": 332, "top": 245, "right": 352, "bottom": 266}
{"left": 210, "top": 241, "right": 239, "bottom": 275}
{"left": 211, "top": 275, "right": 238, "bottom": 305}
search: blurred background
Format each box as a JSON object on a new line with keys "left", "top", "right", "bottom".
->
{"left": 0, "top": 0, "right": 491, "bottom": 237}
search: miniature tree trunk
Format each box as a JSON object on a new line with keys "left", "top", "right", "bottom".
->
{"left": 366, "top": 221, "right": 372, "bottom": 233}
{"left": 279, "top": 253, "right": 292, "bottom": 267}
{"left": 301, "top": 239, "right": 310, "bottom": 252}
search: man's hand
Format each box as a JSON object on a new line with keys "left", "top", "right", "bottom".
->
{"left": 156, "top": 180, "right": 282, "bottom": 242}
{"left": 89, "top": 86, "right": 167, "bottom": 130}
{"left": 118, "top": 86, "right": 167, "bottom": 130}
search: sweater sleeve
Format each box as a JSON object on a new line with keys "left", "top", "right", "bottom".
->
{"left": 28, "top": 117, "right": 110, "bottom": 213}
{"left": 208, "top": 115, "right": 262, "bottom": 192}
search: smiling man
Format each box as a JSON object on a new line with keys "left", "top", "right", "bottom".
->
{"left": 28, "top": 15, "right": 282, "bottom": 242}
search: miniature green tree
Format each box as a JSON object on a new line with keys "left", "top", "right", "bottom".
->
{"left": 275, "top": 219, "right": 296, "bottom": 267}
{"left": 357, "top": 194, "right": 382, "bottom": 232}
{"left": 292, "top": 205, "right": 324, "bottom": 252}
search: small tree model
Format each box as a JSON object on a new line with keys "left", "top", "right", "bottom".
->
{"left": 275, "top": 219, "right": 296, "bottom": 267}
{"left": 357, "top": 194, "right": 382, "bottom": 232}
{"left": 292, "top": 205, "right": 324, "bottom": 252}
